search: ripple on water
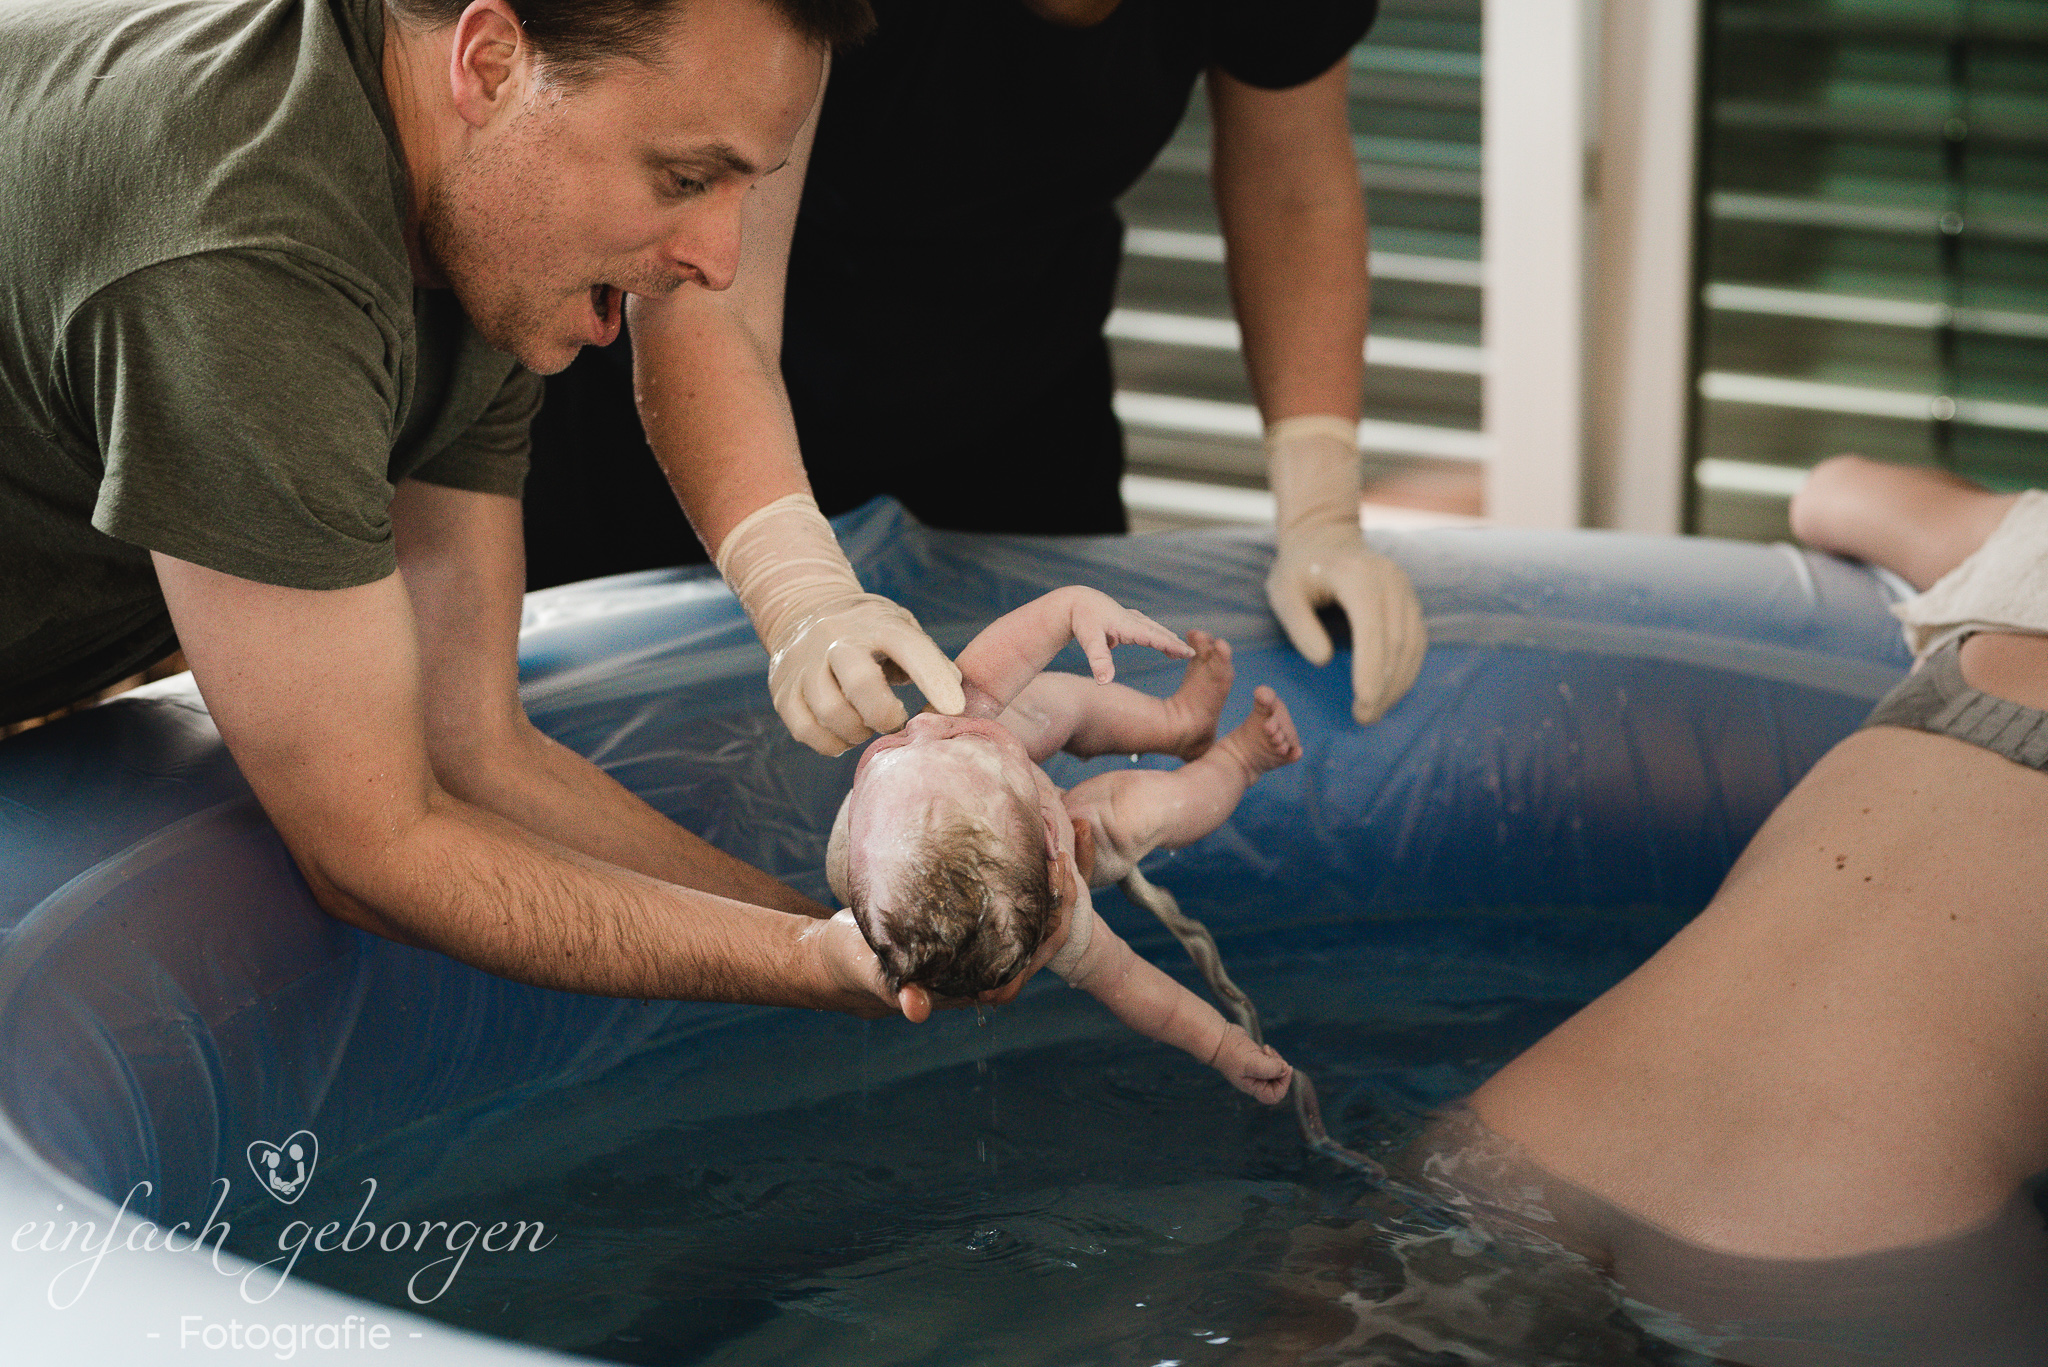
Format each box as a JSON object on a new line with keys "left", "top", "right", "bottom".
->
{"left": 222, "top": 916, "right": 1698, "bottom": 1366}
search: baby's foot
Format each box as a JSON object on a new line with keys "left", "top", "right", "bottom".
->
{"left": 1160, "top": 631, "right": 1235, "bottom": 760}
{"left": 1216, "top": 685, "right": 1303, "bottom": 776}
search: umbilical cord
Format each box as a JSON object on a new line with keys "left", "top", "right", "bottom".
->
{"left": 1118, "top": 869, "right": 1385, "bottom": 1180}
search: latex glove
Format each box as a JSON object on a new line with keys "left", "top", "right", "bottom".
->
{"left": 1264, "top": 415, "right": 1427, "bottom": 724}
{"left": 716, "top": 494, "right": 965, "bottom": 754}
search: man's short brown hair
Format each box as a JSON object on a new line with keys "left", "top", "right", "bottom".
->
{"left": 851, "top": 807, "right": 1062, "bottom": 1001}
{"left": 390, "top": 0, "right": 876, "bottom": 81}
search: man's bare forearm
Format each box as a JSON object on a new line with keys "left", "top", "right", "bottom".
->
{"left": 299, "top": 787, "right": 882, "bottom": 1011}
{"left": 436, "top": 720, "right": 831, "bottom": 917}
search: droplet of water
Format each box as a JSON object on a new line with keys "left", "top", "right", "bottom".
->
{"left": 975, "top": 1005, "right": 988, "bottom": 1027}
{"left": 976, "top": 1057, "right": 988, "bottom": 1075}
{"left": 977, "top": 1137, "right": 988, "bottom": 1163}
{"left": 963, "top": 1227, "right": 1001, "bottom": 1252}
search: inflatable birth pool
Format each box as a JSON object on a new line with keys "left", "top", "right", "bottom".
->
{"left": 0, "top": 501, "right": 1912, "bottom": 1363}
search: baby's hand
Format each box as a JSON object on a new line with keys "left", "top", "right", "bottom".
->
{"left": 1063, "top": 587, "right": 1193, "bottom": 683}
{"left": 1212, "top": 1025, "right": 1293, "bottom": 1105}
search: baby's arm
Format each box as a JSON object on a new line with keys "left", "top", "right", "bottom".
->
{"left": 952, "top": 587, "right": 1190, "bottom": 717}
{"left": 1055, "top": 903, "right": 1291, "bottom": 1103}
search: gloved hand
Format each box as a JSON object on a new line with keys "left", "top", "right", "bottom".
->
{"left": 716, "top": 494, "right": 966, "bottom": 755}
{"left": 1264, "top": 415, "right": 1427, "bottom": 724}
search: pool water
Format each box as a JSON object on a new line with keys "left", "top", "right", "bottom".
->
{"left": 224, "top": 899, "right": 1705, "bottom": 1366}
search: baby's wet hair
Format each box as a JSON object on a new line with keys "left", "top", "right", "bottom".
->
{"left": 851, "top": 804, "right": 1060, "bottom": 999}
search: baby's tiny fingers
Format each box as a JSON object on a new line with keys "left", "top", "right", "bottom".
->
{"left": 1078, "top": 627, "right": 1116, "bottom": 683}
{"left": 1118, "top": 610, "right": 1192, "bottom": 656}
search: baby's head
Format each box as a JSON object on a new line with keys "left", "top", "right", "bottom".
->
{"left": 827, "top": 714, "right": 1071, "bottom": 1008}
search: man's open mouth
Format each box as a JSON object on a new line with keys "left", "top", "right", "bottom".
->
{"left": 589, "top": 284, "right": 621, "bottom": 345}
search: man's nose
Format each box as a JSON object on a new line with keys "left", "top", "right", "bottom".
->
{"left": 659, "top": 195, "right": 745, "bottom": 293}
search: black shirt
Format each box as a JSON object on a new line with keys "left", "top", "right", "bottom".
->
{"left": 522, "top": 0, "right": 1377, "bottom": 585}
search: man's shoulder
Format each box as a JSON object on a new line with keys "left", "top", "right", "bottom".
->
{"left": 1, "top": 0, "right": 411, "bottom": 327}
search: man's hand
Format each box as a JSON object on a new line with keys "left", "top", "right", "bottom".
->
{"left": 1265, "top": 418, "right": 1426, "bottom": 724}
{"left": 809, "top": 910, "right": 897, "bottom": 1018}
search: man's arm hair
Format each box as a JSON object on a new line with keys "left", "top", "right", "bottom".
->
{"left": 387, "top": 478, "right": 826, "bottom": 912}
{"left": 149, "top": 505, "right": 888, "bottom": 1012}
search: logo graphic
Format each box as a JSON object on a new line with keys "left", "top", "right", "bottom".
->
{"left": 246, "top": 1131, "right": 318, "bottom": 1205}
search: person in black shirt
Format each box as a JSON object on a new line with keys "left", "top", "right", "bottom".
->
{"left": 526, "top": 0, "right": 1425, "bottom": 727}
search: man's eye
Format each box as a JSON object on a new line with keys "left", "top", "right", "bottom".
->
{"left": 668, "top": 174, "right": 708, "bottom": 198}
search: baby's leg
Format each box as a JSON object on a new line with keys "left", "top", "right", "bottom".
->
{"left": 997, "top": 630, "right": 1236, "bottom": 765}
{"left": 1791, "top": 455, "right": 2018, "bottom": 590}
{"left": 1065, "top": 686, "right": 1302, "bottom": 867}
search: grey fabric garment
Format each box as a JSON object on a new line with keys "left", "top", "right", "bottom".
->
{"left": 1863, "top": 635, "right": 2048, "bottom": 772}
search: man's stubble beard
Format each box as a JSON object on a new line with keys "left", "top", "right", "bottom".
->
{"left": 416, "top": 154, "right": 576, "bottom": 375}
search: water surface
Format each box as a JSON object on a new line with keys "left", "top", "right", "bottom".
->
{"left": 227, "top": 898, "right": 1696, "bottom": 1365}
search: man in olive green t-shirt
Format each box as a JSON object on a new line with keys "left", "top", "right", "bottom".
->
{"left": 0, "top": 0, "right": 908, "bottom": 1016}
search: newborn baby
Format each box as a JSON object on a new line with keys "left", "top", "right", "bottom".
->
{"left": 824, "top": 586, "right": 1301, "bottom": 1102}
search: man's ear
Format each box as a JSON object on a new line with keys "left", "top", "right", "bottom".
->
{"left": 897, "top": 984, "right": 932, "bottom": 1023}
{"left": 447, "top": 0, "right": 531, "bottom": 129}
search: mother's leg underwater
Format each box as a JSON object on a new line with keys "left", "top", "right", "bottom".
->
{"left": 1406, "top": 461, "right": 2048, "bottom": 1359}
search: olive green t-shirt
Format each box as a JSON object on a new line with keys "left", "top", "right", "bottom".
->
{"left": 0, "top": 0, "right": 544, "bottom": 725}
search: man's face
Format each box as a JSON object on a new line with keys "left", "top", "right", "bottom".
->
{"left": 419, "top": 0, "right": 821, "bottom": 374}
